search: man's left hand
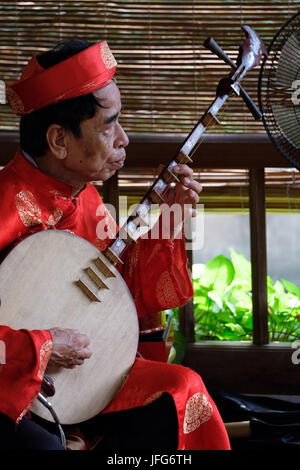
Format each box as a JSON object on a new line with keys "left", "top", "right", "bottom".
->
{"left": 163, "top": 164, "right": 202, "bottom": 217}
{"left": 158, "top": 163, "right": 202, "bottom": 240}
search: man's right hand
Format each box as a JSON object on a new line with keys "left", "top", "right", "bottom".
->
{"left": 48, "top": 327, "right": 92, "bottom": 369}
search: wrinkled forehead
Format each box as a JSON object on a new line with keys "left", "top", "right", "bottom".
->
{"left": 93, "top": 81, "right": 121, "bottom": 109}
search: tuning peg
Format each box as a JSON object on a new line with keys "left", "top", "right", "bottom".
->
{"left": 204, "top": 36, "right": 262, "bottom": 120}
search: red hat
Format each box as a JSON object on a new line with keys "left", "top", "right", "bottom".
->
{"left": 6, "top": 40, "right": 117, "bottom": 116}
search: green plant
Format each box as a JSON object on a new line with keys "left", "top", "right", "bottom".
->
{"left": 193, "top": 249, "right": 253, "bottom": 341}
{"left": 172, "top": 248, "right": 300, "bottom": 345}
{"left": 268, "top": 277, "right": 300, "bottom": 341}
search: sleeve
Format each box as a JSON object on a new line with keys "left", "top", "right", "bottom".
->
{"left": 119, "top": 233, "right": 194, "bottom": 319}
{"left": 0, "top": 172, "right": 32, "bottom": 262}
{"left": 0, "top": 326, "right": 52, "bottom": 422}
{"left": 0, "top": 174, "right": 54, "bottom": 422}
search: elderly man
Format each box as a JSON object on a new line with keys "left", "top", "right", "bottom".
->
{"left": 0, "top": 39, "right": 230, "bottom": 450}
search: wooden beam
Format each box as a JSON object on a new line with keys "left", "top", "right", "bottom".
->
{"left": 183, "top": 342, "right": 299, "bottom": 395}
{"left": 249, "top": 168, "right": 269, "bottom": 345}
{"left": 125, "top": 134, "right": 289, "bottom": 169}
{"left": 0, "top": 132, "right": 290, "bottom": 169}
{"left": 179, "top": 231, "right": 195, "bottom": 343}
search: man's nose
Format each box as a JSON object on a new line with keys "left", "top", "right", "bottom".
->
{"left": 117, "top": 122, "right": 129, "bottom": 148}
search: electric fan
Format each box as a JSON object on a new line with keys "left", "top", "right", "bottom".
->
{"left": 258, "top": 11, "right": 300, "bottom": 170}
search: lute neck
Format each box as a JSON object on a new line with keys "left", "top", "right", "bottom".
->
{"left": 104, "top": 94, "right": 229, "bottom": 266}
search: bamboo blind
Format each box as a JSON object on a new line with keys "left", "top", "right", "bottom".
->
{"left": 0, "top": 1, "right": 299, "bottom": 133}
{"left": 95, "top": 167, "right": 300, "bottom": 212}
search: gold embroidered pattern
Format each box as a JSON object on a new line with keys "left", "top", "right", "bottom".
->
{"left": 183, "top": 393, "right": 213, "bottom": 434}
{"left": 15, "top": 191, "right": 63, "bottom": 228}
{"left": 155, "top": 271, "right": 180, "bottom": 307}
{"left": 16, "top": 190, "right": 42, "bottom": 227}
{"left": 47, "top": 208, "right": 64, "bottom": 226}
{"left": 6, "top": 87, "right": 25, "bottom": 115}
{"left": 49, "top": 189, "right": 71, "bottom": 201}
{"left": 37, "top": 339, "right": 53, "bottom": 380}
{"left": 100, "top": 41, "right": 117, "bottom": 70}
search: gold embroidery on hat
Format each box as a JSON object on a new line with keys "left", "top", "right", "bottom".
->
{"left": 6, "top": 87, "right": 25, "bottom": 115}
{"left": 100, "top": 41, "right": 117, "bottom": 70}
{"left": 183, "top": 393, "right": 213, "bottom": 434}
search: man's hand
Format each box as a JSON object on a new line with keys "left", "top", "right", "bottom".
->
{"left": 48, "top": 327, "right": 92, "bottom": 369}
{"left": 163, "top": 163, "right": 202, "bottom": 214}
{"left": 158, "top": 164, "right": 202, "bottom": 240}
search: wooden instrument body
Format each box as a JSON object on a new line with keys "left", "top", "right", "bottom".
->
{"left": 0, "top": 230, "right": 139, "bottom": 425}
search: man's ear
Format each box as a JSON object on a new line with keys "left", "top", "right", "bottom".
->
{"left": 46, "top": 124, "right": 68, "bottom": 160}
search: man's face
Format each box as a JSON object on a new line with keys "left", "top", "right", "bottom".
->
{"left": 63, "top": 81, "right": 129, "bottom": 182}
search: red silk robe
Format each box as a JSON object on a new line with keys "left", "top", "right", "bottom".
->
{"left": 0, "top": 151, "right": 230, "bottom": 450}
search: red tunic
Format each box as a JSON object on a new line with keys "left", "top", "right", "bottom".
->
{"left": 0, "top": 151, "right": 230, "bottom": 450}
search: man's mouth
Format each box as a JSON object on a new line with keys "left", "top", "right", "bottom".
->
{"left": 110, "top": 156, "right": 126, "bottom": 169}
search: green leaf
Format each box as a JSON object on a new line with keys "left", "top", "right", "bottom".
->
{"left": 229, "top": 248, "right": 252, "bottom": 289}
{"left": 217, "top": 310, "right": 234, "bottom": 322}
{"left": 199, "top": 255, "right": 235, "bottom": 295}
{"left": 281, "top": 279, "right": 300, "bottom": 299}
{"left": 172, "top": 329, "right": 186, "bottom": 365}
{"left": 273, "top": 280, "right": 285, "bottom": 296}
{"left": 208, "top": 291, "right": 223, "bottom": 309}
{"left": 225, "top": 323, "right": 246, "bottom": 336}
{"left": 226, "top": 286, "right": 252, "bottom": 311}
{"left": 267, "top": 276, "right": 275, "bottom": 293}
{"left": 224, "top": 300, "right": 236, "bottom": 314}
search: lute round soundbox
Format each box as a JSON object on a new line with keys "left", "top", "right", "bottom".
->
{"left": 0, "top": 230, "right": 139, "bottom": 425}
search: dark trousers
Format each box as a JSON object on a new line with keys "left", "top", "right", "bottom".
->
{"left": 0, "top": 393, "right": 178, "bottom": 450}
{"left": 0, "top": 412, "right": 64, "bottom": 450}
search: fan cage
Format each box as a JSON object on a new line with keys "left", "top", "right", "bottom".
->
{"left": 258, "top": 11, "right": 300, "bottom": 170}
